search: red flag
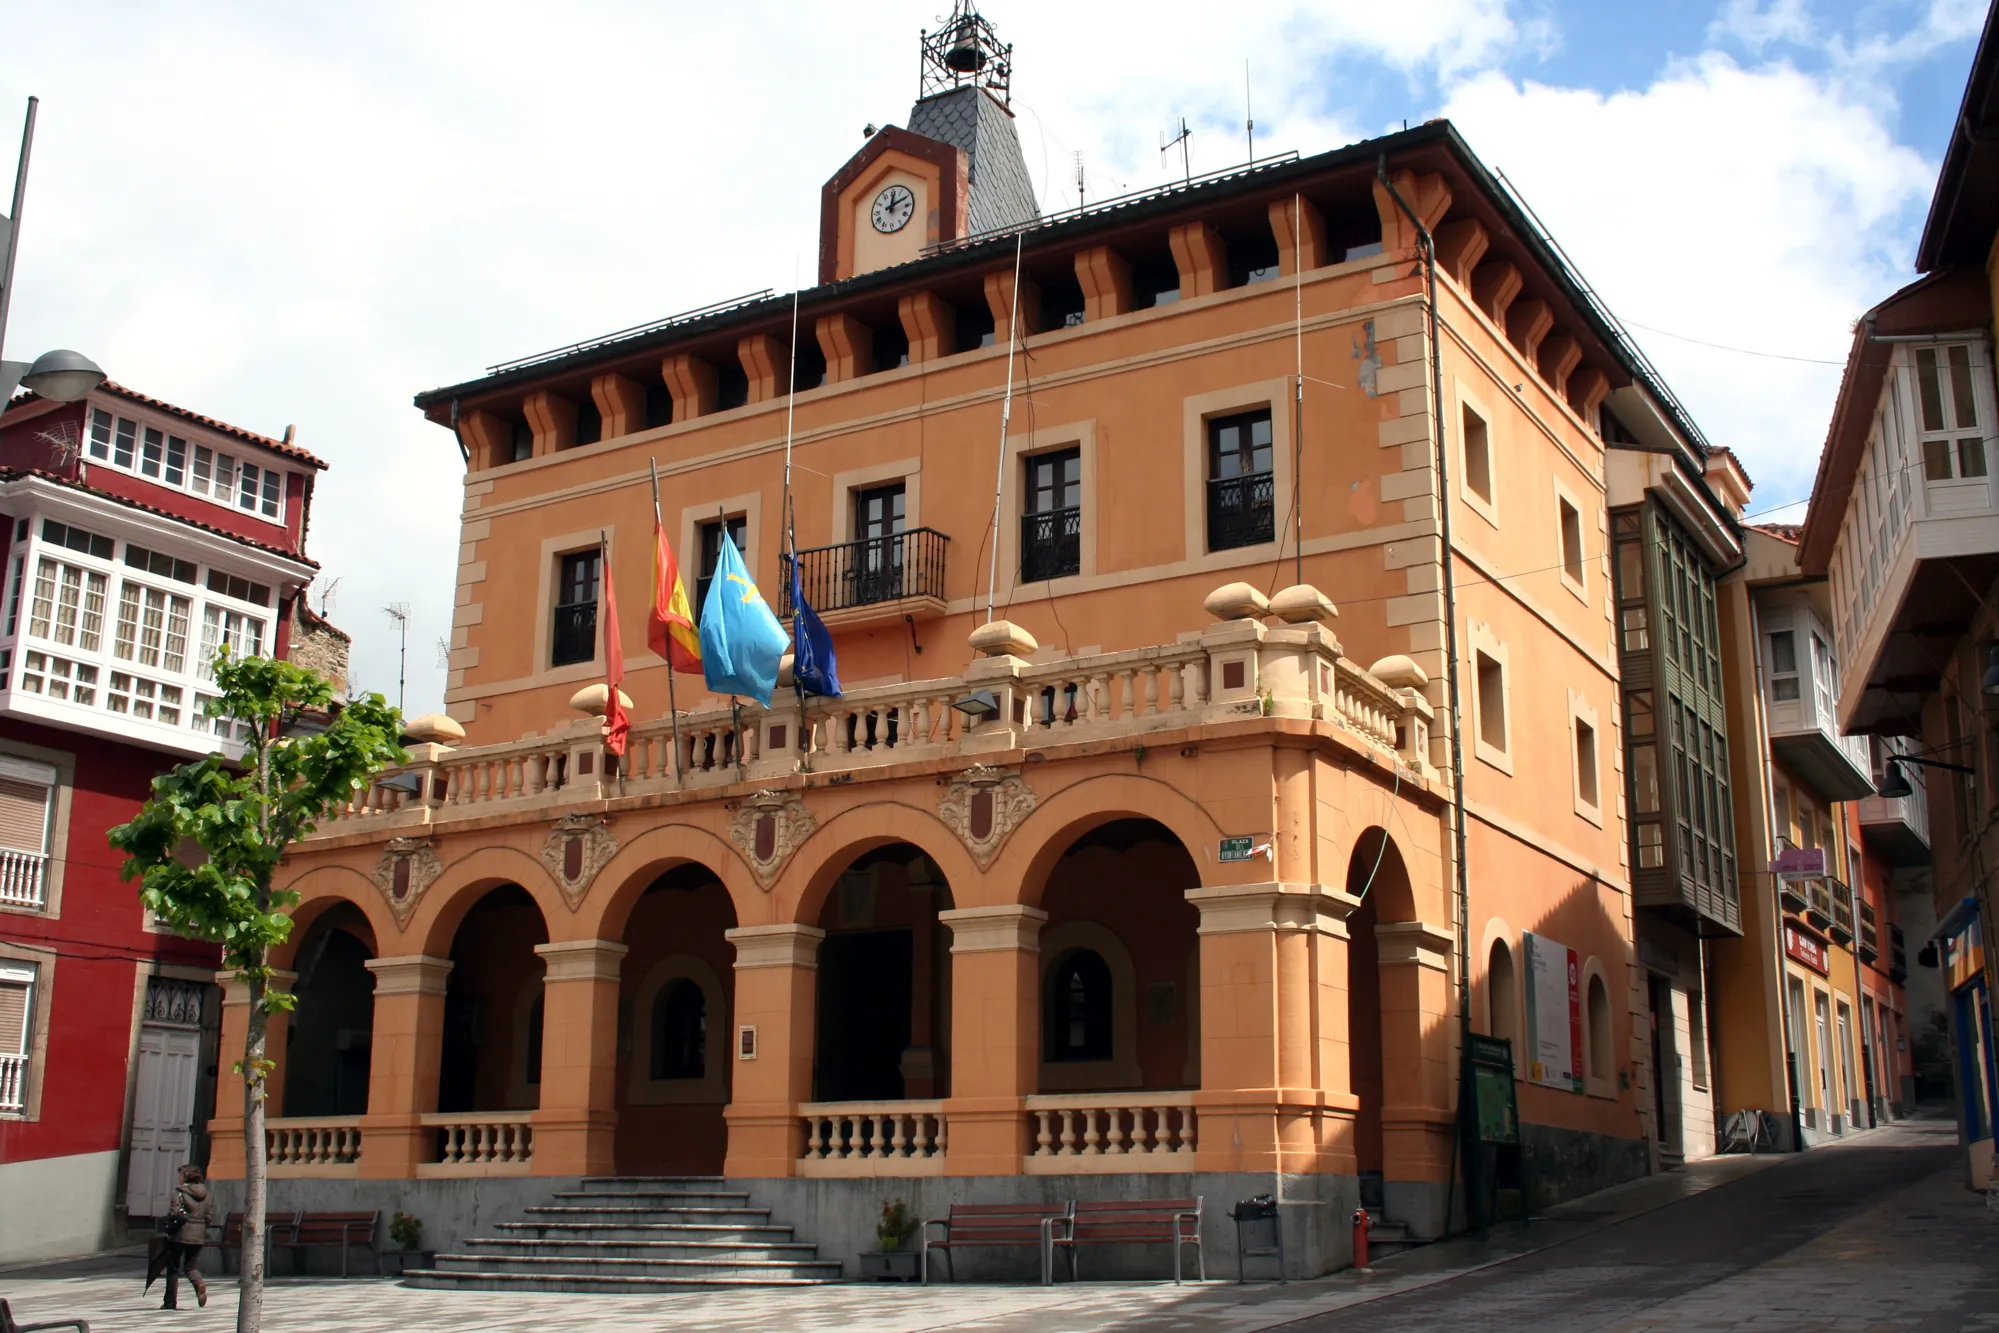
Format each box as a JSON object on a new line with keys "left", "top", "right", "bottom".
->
{"left": 599, "top": 539, "right": 629, "bottom": 758}
{"left": 647, "top": 518, "right": 703, "bottom": 673}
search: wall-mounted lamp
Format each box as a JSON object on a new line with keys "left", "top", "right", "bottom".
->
{"left": 950, "top": 689, "right": 1000, "bottom": 723}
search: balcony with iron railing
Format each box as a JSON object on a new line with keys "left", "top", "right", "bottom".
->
{"left": 549, "top": 601, "right": 597, "bottom": 667}
{"left": 1019, "top": 508, "right": 1080, "bottom": 583}
{"left": 1828, "top": 877, "right": 1855, "bottom": 945}
{"left": 1805, "top": 877, "right": 1833, "bottom": 932}
{"left": 1889, "top": 923, "right": 1908, "bottom": 981}
{"left": 779, "top": 528, "right": 948, "bottom": 625}
{"left": 1859, "top": 900, "right": 1879, "bottom": 963}
{"left": 1206, "top": 473, "right": 1275, "bottom": 552}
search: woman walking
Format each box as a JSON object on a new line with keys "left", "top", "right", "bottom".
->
{"left": 157, "top": 1163, "right": 212, "bottom": 1309}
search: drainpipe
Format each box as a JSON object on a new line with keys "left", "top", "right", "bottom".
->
{"left": 1377, "top": 157, "right": 1475, "bottom": 1231}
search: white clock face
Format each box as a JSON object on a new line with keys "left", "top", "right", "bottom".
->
{"left": 871, "top": 184, "right": 916, "bottom": 234}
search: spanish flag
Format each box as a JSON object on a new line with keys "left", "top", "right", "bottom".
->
{"left": 648, "top": 517, "right": 703, "bottom": 674}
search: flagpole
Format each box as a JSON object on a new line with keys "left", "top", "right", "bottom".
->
{"left": 650, "top": 458, "right": 684, "bottom": 787}
{"left": 783, "top": 276, "right": 812, "bottom": 772}
{"left": 601, "top": 529, "right": 625, "bottom": 797}
{"left": 985, "top": 231, "right": 1025, "bottom": 623}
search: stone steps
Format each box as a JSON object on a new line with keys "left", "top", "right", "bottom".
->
{"left": 402, "top": 1175, "right": 841, "bottom": 1292}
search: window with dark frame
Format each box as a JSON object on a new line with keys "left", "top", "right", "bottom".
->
{"left": 1021, "top": 448, "right": 1081, "bottom": 582}
{"left": 696, "top": 515, "right": 749, "bottom": 618}
{"left": 1206, "top": 410, "right": 1275, "bottom": 551}
{"left": 851, "top": 483, "right": 908, "bottom": 604}
{"left": 551, "top": 549, "right": 600, "bottom": 667}
{"left": 574, "top": 398, "right": 603, "bottom": 447}
{"left": 1045, "top": 949, "right": 1112, "bottom": 1062}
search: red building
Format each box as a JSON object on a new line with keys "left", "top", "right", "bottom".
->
{"left": 0, "top": 382, "right": 335, "bottom": 1262}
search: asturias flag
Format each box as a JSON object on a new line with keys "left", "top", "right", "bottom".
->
{"left": 789, "top": 558, "right": 841, "bottom": 698}
{"left": 698, "top": 528, "right": 788, "bottom": 706}
{"left": 647, "top": 518, "right": 703, "bottom": 674}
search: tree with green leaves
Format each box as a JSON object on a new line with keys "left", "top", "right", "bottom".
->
{"left": 110, "top": 654, "right": 405, "bottom": 1332}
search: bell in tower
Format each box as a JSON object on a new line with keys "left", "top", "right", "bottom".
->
{"left": 920, "top": 2, "right": 1010, "bottom": 106}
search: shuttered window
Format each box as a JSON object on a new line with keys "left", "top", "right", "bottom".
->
{"left": 0, "top": 963, "right": 33, "bottom": 1055}
{"left": 0, "top": 757, "right": 57, "bottom": 856}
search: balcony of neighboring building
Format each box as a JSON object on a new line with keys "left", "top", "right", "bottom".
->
{"left": 1821, "top": 334, "right": 1999, "bottom": 736}
{"left": 776, "top": 526, "right": 949, "bottom": 627}
{"left": 0, "top": 478, "right": 315, "bottom": 757}
{"left": 1857, "top": 735, "right": 1930, "bottom": 865}
{"left": 1759, "top": 600, "right": 1873, "bottom": 801}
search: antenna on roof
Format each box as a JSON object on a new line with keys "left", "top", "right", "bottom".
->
{"left": 1072, "top": 151, "right": 1085, "bottom": 210}
{"left": 1245, "top": 61, "right": 1254, "bottom": 162}
{"left": 384, "top": 603, "right": 410, "bottom": 714}
{"left": 1161, "top": 117, "right": 1192, "bottom": 185}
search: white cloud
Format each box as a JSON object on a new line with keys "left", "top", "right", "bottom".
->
{"left": 1709, "top": 0, "right": 1815, "bottom": 50}
{"left": 1437, "top": 51, "right": 1935, "bottom": 508}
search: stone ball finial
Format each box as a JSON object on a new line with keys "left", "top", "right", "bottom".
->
{"left": 1368, "top": 654, "right": 1429, "bottom": 690}
{"left": 568, "top": 683, "right": 635, "bottom": 715}
{"left": 402, "top": 712, "right": 466, "bottom": 746}
{"left": 1269, "top": 584, "right": 1339, "bottom": 624}
{"left": 777, "top": 652, "right": 796, "bottom": 689}
{"left": 968, "top": 619, "right": 1038, "bottom": 658}
{"left": 1204, "top": 582, "right": 1271, "bottom": 621}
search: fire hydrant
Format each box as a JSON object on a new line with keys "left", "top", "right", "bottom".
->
{"left": 1351, "top": 1207, "right": 1373, "bottom": 1271}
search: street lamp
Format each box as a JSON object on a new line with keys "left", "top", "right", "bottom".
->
{"left": 0, "top": 97, "right": 108, "bottom": 406}
{"left": 1877, "top": 753, "right": 1975, "bottom": 800}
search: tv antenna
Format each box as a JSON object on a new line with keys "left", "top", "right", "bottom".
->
{"left": 1161, "top": 117, "right": 1192, "bottom": 184}
{"left": 1072, "top": 150, "right": 1085, "bottom": 209}
{"left": 434, "top": 635, "right": 451, "bottom": 670}
{"left": 384, "top": 603, "right": 410, "bottom": 713}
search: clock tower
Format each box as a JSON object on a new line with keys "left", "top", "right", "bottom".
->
{"left": 819, "top": 2, "right": 1039, "bottom": 283}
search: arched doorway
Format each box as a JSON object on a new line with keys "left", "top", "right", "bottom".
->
{"left": 1037, "top": 819, "right": 1200, "bottom": 1094}
{"left": 282, "top": 901, "right": 376, "bottom": 1117}
{"left": 437, "top": 884, "right": 549, "bottom": 1114}
{"left": 615, "top": 862, "right": 738, "bottom": 1175}
{"left": 1344, "top": 826, "right": 1419, "bottom": 1218}
{"left": 812, "top": 845, "right": 953, "bottom": 1102}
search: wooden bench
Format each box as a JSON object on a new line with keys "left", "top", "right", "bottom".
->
{"left": 1, "top": 1296, "right": 91, "bottom": 1332}
{"left": 217, "top": 1210, "right": 294, "bottom": 1275}
{"left": 920, "top": 1202, "right": 1072, "bottom": 1286}
{"left": 1049, "top": 1197, "right": 1205, "bottom": 1283}
{"left": 276, "top": 1210, "right": 381, "bottom": 1277}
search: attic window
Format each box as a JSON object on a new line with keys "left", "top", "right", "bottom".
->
{"left": 954, "top": 302, "right": 995, "bottom": 350}
{"left": 1040, "top": 274, "right": 1086, "bottom": 329}
{"left": 793, "top": 338, "right": 828, "bottom": 390}
{"left": 1131, "top": 255, "right": 1181, "bottom": 309}
{"left": 644, "top": 383, "right": 674, "bottom": 430}
{"left": 871, "top": 322, "right": 910, "bottom": 371}
{"left": 508, "top": 418, "right": 534, "bottom": 463}
{"left": 574, "top": 398, "right": 603, "bottom": 448}
{"left": 716, "top": 363, "right": 750, "bottom": 411}
{"left": 1228, "top": 232, "right": 1282, "bottom": 287}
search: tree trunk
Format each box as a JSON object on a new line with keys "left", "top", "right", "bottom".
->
{"left": 239, "top": 970, "right": 269, "bottom": 1333}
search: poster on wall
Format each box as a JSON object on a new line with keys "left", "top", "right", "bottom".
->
{"left": 1523, "top": 931, "right": 1584, "bottom": 1093}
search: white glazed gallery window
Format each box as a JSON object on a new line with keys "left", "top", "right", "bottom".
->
{"left": 18, "top": 651, "right": 98, "bottom": 705}
{"left": 108, "top": 673, "right": 185, "bottom": 726}
{"left": 91, "top": 409, "right": 288, "bottom": 523}
{"left": 0, "top": 960, "right": 36, "bottom": 1113}
{"left": 1767, "top": 629, "right": 1800, "bottom": 702}
{"left": 197, "top": 607, "right": 265, "bottom": 680}
{"left": 1915, "top": 345, "right": 1988, "bottom": 481}
{"left": 27, "top": 558, "right": 109, "bottom": 654}
{"left": 113, "top": 583, "right": 193, "bottom": 675}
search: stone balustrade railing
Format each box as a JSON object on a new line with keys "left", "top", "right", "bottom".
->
{"left": 267, "top": 1116, "right": 363, "bottom": 1171}
{"left": 1023, "top": 1093, "right": 1197, "bottom": 1173}
{"left": 419, "top": 1112, "right": 534, "bottom": 1175}
{"left": 797, "top": 1100, "right": 947, "bottom": 1177}
{"left": 317, "top": 607, "right": 1433, "bottom": 836}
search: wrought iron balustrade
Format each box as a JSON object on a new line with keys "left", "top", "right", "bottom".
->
{"left": 1206, "top": 471, "right": 1275, "bottom": 551}
{"left": 1889, "top": 923, "right": 1908, "bottom": 980}
{"left": 1859, "top": 901, "right": 1879, "bottom": 962}
{"left": 550, "top": 601, "right": 597, "bottom": 666}
{"left": 780, "top": 528, "right": 948, "bottom": 617}
{"left": 1020, "top": 506, "right": 1080, "bottom": 582}
{"left": 1828, "top": 877, "right": 1855, "bottom": 943}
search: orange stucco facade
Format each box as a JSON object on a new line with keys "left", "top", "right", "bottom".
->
{"left": 211, "top": 117, "right": 1667, "bottom": 1260}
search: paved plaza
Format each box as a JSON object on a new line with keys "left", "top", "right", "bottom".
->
{"left": 3, "top": 1119, "right": 1994, "bottom": 1332}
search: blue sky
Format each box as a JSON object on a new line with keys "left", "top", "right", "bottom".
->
{"left": 0, "top": 0, "right": 1985, "bottom": 711}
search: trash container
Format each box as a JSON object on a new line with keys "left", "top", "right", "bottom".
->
{"left": 1229, "top": 1195, "right": 1284, "bottom": 1283}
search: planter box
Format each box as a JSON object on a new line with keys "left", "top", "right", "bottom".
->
{"left": 382, "top": 1250, "right": 435, "bottom": 1276}
{"left": 857, "top": 1250, "right": 921, "bottom": 1282}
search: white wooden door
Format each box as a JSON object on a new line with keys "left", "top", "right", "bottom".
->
{"left": 126, "top": 1024, "right": 200, "bottom": 1217}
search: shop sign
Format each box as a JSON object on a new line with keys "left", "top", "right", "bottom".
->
{"left": 1769, "top": 846, "right": 1827, "bottom": 882}
{"left": 1523, "top": 931, "right": 1583, "bottom": 1093}
{"left": 1784, "top": 922, "right": 1829, "bottom": 975}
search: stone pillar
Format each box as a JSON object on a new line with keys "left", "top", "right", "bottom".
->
{"left": 939, "top": 905, "right": 1047, "bottom": 1175}
{"left": 205, "top": 968, "right": 295, "bottom": 1180}
{"left": 531, "top": 940, "right": 629, "bottom": 1176}
{"left": 723, "top": 924, "right": 824, "bottom": 1177}
{"left": 1185, "top": 884, "right": 1347, "bottom": 1177}
{"left": 358, "top": 954, "right": 453, "bottom": 1179}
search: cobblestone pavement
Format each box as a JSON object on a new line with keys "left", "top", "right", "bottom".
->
{"left": 3, "top": 1119, "right": 1991, "bottom": 1332}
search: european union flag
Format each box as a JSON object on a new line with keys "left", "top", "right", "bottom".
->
{"left": 789, "top": 559, "right": 841, "bottom": 698}
{"left": 698, "top": 528, "right": 789, "bottom": 706}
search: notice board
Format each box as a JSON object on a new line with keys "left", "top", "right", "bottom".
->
{"left": 1523, "top": 931, "right": 1583, "bottom": 1093}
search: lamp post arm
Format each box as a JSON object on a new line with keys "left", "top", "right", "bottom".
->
{"left": 1890, "top": 755, "right": 1977, "bottom": 776}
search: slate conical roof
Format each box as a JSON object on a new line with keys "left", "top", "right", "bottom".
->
{"left": 906, "top": 86, "right": 1040, "bottom": 237}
